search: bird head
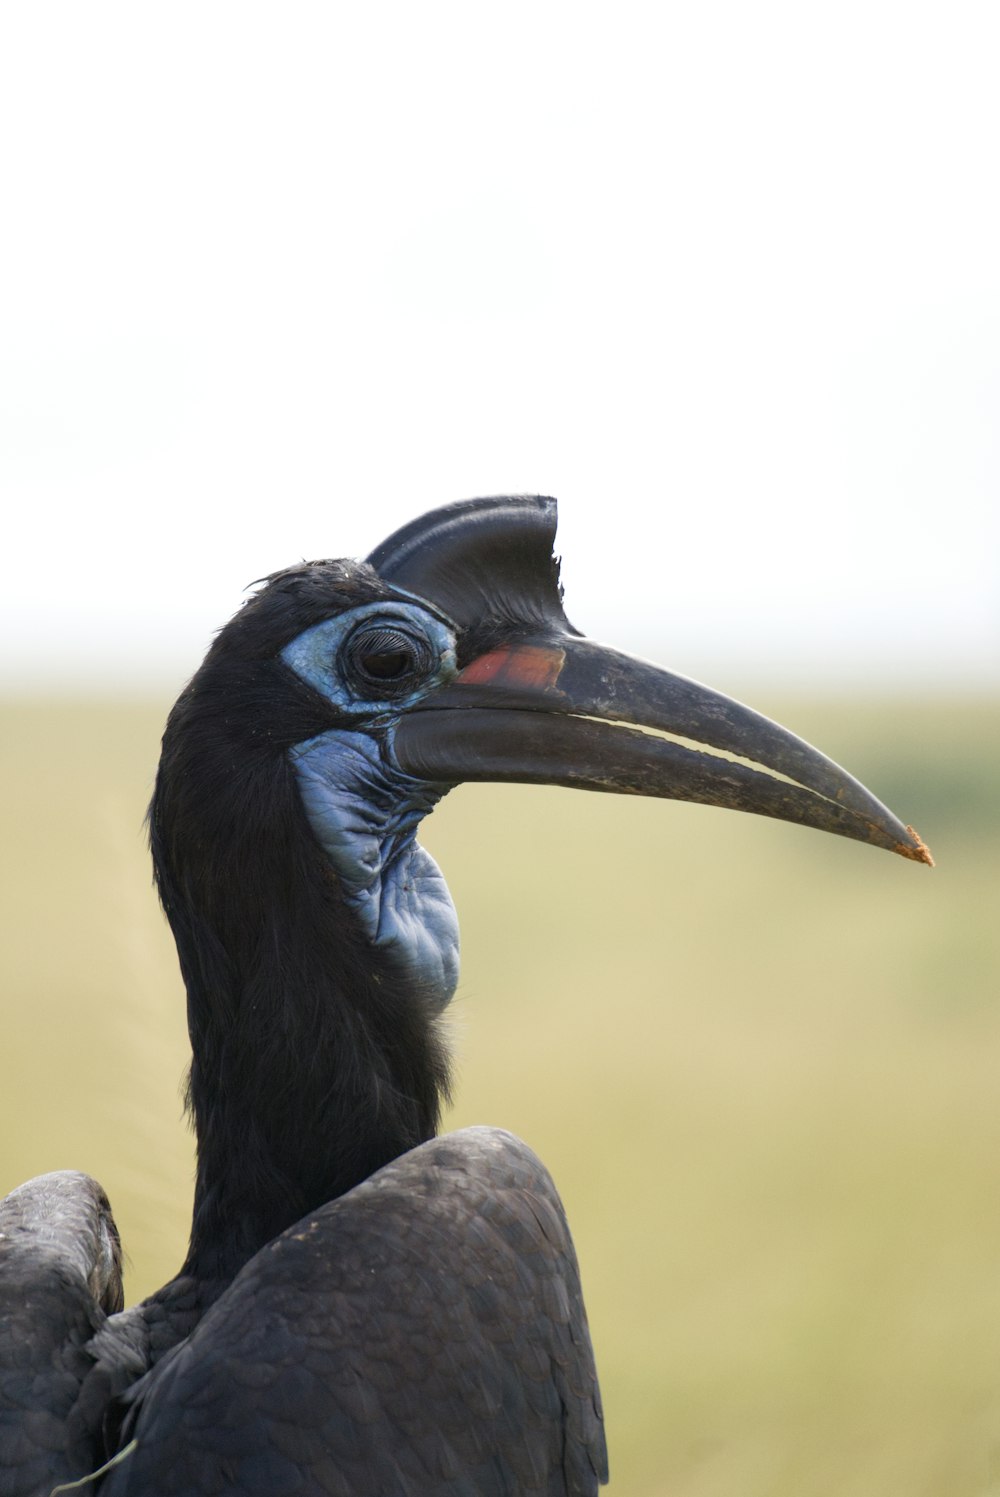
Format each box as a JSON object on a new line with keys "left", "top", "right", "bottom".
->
{"left": 156, "top": 496, "right": 931, "bottom": 1022}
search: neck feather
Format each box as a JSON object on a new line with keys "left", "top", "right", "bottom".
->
{"left": 152, "top": 695, "right": 451, "bottom": 1285}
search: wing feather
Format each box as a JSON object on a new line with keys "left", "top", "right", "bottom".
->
{"left": 102, "top": 1129, "right": 607, "bottom": 1496}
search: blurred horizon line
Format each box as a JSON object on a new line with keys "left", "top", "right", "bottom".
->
{"left": 2, "top": 668, "right": 996, "bottom": 702}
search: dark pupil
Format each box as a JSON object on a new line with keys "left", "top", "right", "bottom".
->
{"left": 354, "top": 629, "right": 416, "bottom": 681}
{"left": 361, "top": 647, "right": 411, "bottom": 679}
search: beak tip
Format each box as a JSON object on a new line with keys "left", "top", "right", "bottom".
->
{"left": 897, "top": 825, "right": 935, "bottom": 866}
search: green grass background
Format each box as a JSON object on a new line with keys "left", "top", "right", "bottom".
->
{"left": 1, "top": 695, "right": 997, "bottom": 1495}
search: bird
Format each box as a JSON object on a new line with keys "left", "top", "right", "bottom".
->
{"left": 0, "top": 496, "right": 932, "bottom": 1495}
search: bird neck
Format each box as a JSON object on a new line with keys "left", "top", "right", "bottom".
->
{"left": 152, "top": 697, "right": 452, "bottom": 1287}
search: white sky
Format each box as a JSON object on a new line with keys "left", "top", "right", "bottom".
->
{"left": 2, "top": 2, "right": 997, "bottom": 693}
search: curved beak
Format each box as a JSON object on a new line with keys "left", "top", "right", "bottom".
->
{"left": 393, "top": 635, "right": 933, "bottom": 864}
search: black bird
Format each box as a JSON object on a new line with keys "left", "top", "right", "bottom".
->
{"left": 0, "top": 497, "right": 931, "bottom": 1495}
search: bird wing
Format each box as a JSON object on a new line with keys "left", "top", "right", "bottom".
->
{"left": 0, "top": 1171, "right": 144, "bottom": 1497}
{"left": 100, "top": 1128, "right": 608, "bottom": 1496}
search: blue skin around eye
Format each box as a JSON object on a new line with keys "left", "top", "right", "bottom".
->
{"left": 282, "top": 603, "right": 460, "bottom": 1012}
{"left": 280, "top": 604, "right": 457, "bottom": 716}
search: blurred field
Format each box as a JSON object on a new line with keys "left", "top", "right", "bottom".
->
{"left": 1, "top": 694, "right": 998, "bottom": 1496}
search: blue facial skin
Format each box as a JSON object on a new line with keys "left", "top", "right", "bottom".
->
{"left": 281, "top": 603, "right": 461, "bottom": 1013}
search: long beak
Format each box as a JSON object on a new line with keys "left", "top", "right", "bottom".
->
{"left": 392, "top": 635, "right": 933, "bottom": 864}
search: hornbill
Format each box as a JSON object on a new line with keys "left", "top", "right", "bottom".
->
{"left": 0, "top": 497, "right": 932, "bottom": 1495}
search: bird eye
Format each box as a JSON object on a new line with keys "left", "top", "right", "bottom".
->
{"left": 342, "top": 623, "right": 434, "bottom": 695}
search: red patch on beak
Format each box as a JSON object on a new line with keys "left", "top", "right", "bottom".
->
{"left": 458, "top": 644, "right": 566, "bottom": 691}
